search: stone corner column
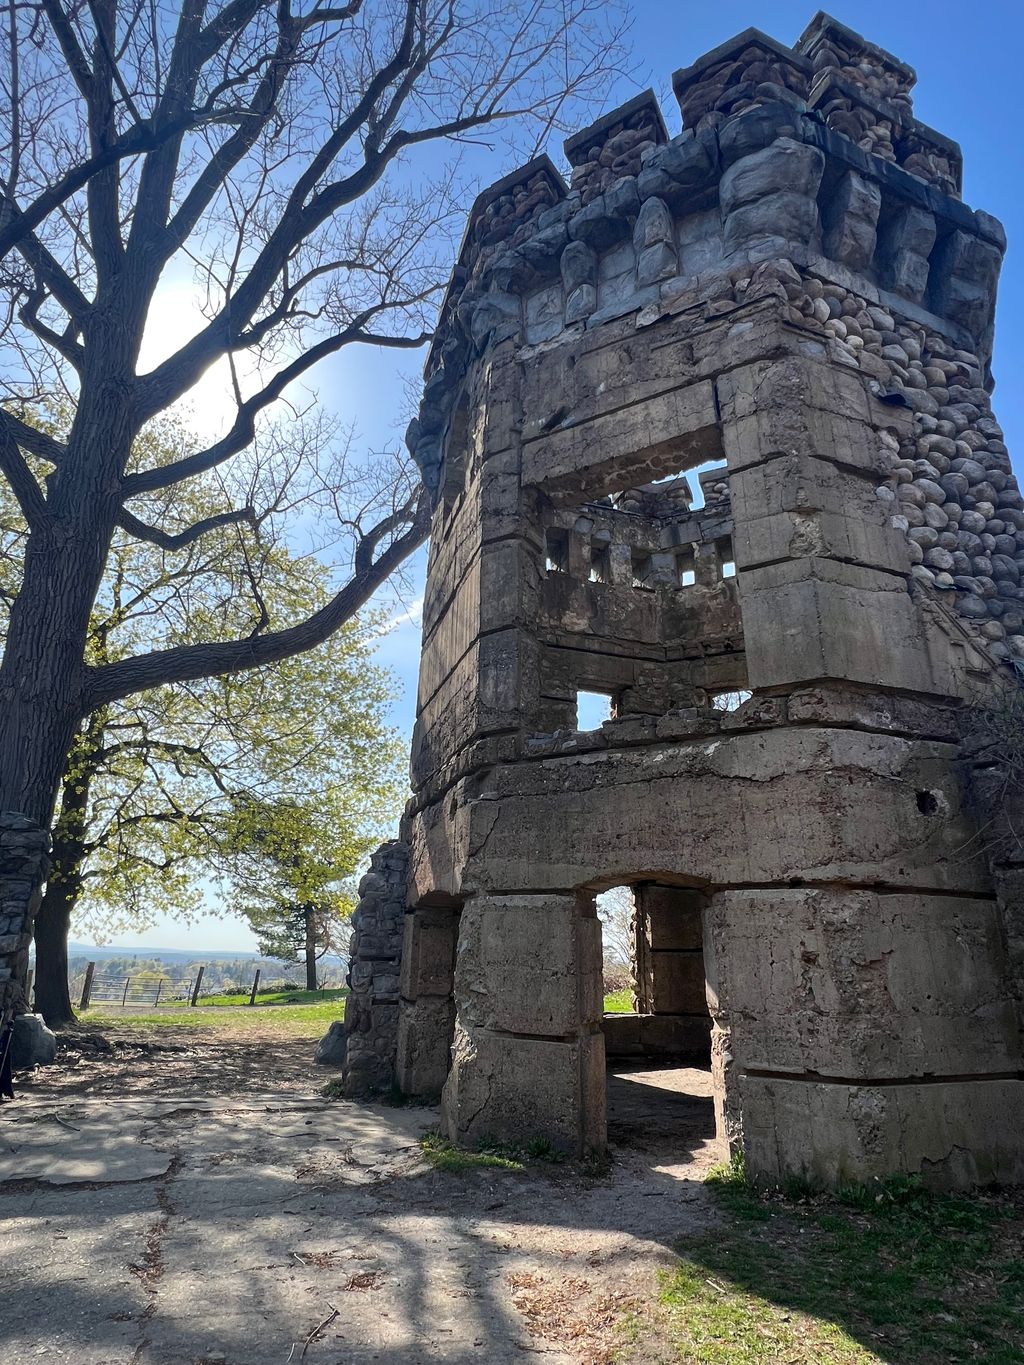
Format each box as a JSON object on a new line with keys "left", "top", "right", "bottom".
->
{"left": 441, "top": 892, "right": 606, "bottom": 1156}
{"left": 0, "top": 813, "right": 50, "bottom": 1023}
{"left": 340, "top": 839, "right": 408, "bottom": 1097}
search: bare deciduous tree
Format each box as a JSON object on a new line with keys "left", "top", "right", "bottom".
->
{"left": 597, "top": 884, "right": 634, "bottom": 966}
{"left": 0, "top": 2, "right": 628, "bottom": 954}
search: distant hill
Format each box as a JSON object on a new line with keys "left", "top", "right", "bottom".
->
{"left": 68, "top": 943, "right": 270, "bottom": 964}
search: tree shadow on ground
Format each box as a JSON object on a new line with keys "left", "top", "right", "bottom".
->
{"left": 661, "top": 1166, "right": 1024, "bottom": 1365}
{"left": 7, "top": 1043, "right": 1022, "bottom": 1365}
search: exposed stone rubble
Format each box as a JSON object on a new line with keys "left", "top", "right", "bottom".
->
{"left": 728, "top": 261, "right": 1022, "bottom": 656}
{"left": 565, "top": 91, "right": 668, "bottom": 204}
{"left": 797, "top": 13, "right": 960, "bottom": 195}
{"left": 331, "top": 840, "right": 408, "bottom": 1096}
{"left": 347, "top": 13, "right": 1024, "bottom": 1191}
{"left": 672, "top": 31, "right": 810, "bottom": 135}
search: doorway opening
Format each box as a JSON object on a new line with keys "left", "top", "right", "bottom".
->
{"left": 595, "top": 882, "right": 718, "bottom": 1163}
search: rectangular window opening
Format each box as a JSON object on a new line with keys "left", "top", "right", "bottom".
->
{"left": 631, "top": 551, "right": 653, "bottom": 590}
{"left": 676, "top": 548, "right": 696, "bottom": 588}
{"left": 576, "top": 689, "right": 615, "bottom": 730}
{"left": 717, "top": 537, "right": 736, "bottom": 580}
{"left": 544, "top": 528, "right": 569, "bottom": 575}
{"left": 711, "top": 689, "right": 752, "bottom": 713}
{"left": 589, "top": 543, "right": 610, "bottom": 584}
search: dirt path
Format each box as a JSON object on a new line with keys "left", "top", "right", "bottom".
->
{"left": 1, "top": 1026, "right": 723, "bottom": 1364}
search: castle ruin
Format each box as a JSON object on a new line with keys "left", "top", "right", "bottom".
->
{"left": 340, "top": 12, "right": 1024, "bottom": 1189}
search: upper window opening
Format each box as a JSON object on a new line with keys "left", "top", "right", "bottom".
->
{"left": 685, "top": 459, "right": 728, "bottom": 511}
{"left": 576, "top": 690, "right": 614, "bottom": 729}
{"left": 545, "top": 528, "right": 569, "bottom": 575}
{"left": 717, "top": 537, "right": 736, "bottom": 580}
{"left": 711, "top": 689, "right": 752, "bottom": 713}
{"left": 589, "top": 543, "right": 610, "bottom": 584}
{"left": 631, "top": 552, "right": 653, "bottom": 590}
{"left": 676, "top": 548, "right": 696, "bottom": 588}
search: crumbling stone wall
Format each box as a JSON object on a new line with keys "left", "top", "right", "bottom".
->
{"left": 344, "top": 12, "right": 1024, "bottom": 1189}
{"left": 338, "top": 840, "right": 407, "bottom": 1096}
{"left": 0, "top": 814, "right": 49, "bottom": 1023}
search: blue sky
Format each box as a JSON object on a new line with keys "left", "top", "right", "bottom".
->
{"left": 100, "top": 1, "right": 1024, "bottom": 952}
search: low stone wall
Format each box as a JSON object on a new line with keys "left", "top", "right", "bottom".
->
{"left": 340, "top": 840, "right": 408, "bottom": 1096}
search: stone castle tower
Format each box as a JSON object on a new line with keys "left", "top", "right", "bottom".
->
{"left": 341, "top": 12, "right": 1024, "bottom": 1188}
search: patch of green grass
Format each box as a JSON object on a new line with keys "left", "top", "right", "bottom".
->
{"left": 603, "top": 988, "right": 633, "bottom": 1014}
{"left": 420, "top": 1130, "right": 526, "bottom": 1173}
{"left": 165, "top": 987, "right": 348, "bottom": 1009}
{"left": 419, "top": 1130, "right": 570, "bottom": 1174}
{"left": 82, "top": 996, "right": 346, "bottom": 1039}
{"left": 656, "top": 1161, "right": 1024, "bottom": 1364}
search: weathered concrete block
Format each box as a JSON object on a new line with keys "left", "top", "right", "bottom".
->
{"left": 458, "top": 728, "right": 988, "bottom": 895}
{"left": 522, "top": 380, "right": 719, "bottom": 497}
{"left": 706, "top": 888, "right": 1017, "bottom": 1078}
{"left": 877, "top": 204, "right": 936, "bottom": 302}
{"left": 560, "top": 239, "right": 596, "bottom": 292}
{"left": 395, "top": 997, "right": 455, "bottom": 1096}
{"left": 822, "top": 170, "right": 881, "bottom": 269}
{"left": 442, "top": 1024, "right": 606, "bottom": 1154}
{"left": 720, "top": 139, "right": 825, "bottom": 215}
{"left": 730, "top": 454, "right": 910, "bottom": 574}
{"left": 739, "top": 557, "right": 954, "bottom": 694}
{"left": 649, "top": 951, "right": 708, "bottom": 1014}
{"left": 740, "top": 1075, "right": 1024, "bottom": 1189}
{"left": 400, "top": 905, "right": 459, "bottom": 999}
{"left": 455, "top": 894, "right": 602, "bottom": 1037}
{"left": 930, "top": 229, "right": 1002, "bottom": 337}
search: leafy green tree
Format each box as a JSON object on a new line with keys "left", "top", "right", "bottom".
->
{"left": 221, "top": 798, "right": 366, "bottom": 990}
{"left": 3, "top": 416, "right": 406, "bottom": 1025}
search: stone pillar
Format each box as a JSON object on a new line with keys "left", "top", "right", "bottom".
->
{"left": 441, "top": 893, "right": 606, "bottom": 1154}
{"left": 0, "top": 814, "right": 49, "bottom": 1023}
{"left": 720, "top": 137, "right": 824, "bottom": 258}
{"left": 395, "top": 904, "right": 460, "bottom": 1096}
{"left": 705, "top": 885, "right": 1024, "bottom": 1187}
{"left": 340, "top": 840, "right": 407, "bottom": 1097}
{"left": 720, "top": 352, "right": 947, "bottom": 696}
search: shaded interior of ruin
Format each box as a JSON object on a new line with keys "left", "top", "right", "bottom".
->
{"left": 529, "top": 446, "right": 748, "bottom": 735}
{"left": 597, "top": 882, "right": 718, "bottom": 1148}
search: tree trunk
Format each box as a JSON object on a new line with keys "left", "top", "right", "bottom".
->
{"left": 0, "top": 359, "right": 137, "bottom": 1005}
{"left": 34, "top": 879, "right": 80, "bottom": 1028}
{"left": 305, "top": 905, "right": 318, "bottom": 991}
{"left": 32, "top": 725, "right": 100, "bottom": 1028}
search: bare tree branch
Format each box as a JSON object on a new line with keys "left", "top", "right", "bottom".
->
{"left": 116, "top": 503, "right": 257, "bottom": 550}
{"left": 85, "top": 495, "right": 429, "bottom": 708}
{"left": 0, "top": 420, "right": 48, "bottom": 525}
